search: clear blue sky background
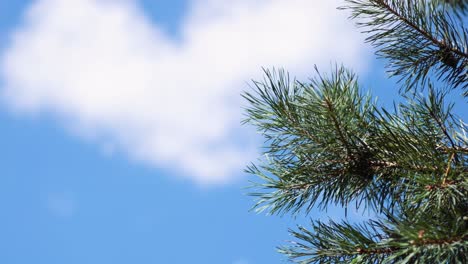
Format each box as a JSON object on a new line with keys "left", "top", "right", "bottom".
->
{"left": 0, "top": 1, "right": 308, "bottom": 263}
{"left": 1, "top": 1, "right": 463, "bottom": 264}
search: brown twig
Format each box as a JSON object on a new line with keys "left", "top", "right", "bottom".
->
{"left": 442, "top": 152, "right": 456, "bottom": 185}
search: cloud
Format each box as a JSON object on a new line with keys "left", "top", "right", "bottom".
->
{"left": 0, "top": 0, "right": 369, "bottom": 184}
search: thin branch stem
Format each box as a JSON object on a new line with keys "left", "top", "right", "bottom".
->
{"left": 324, "top": 98, "right": 352, "bottom": 154}
{"left": 442, "top": 152, "right": 456, "bottom": 185}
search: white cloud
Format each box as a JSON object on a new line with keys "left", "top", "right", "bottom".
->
{"left": 0, "top": 0, "right": 369, "bottom": 184}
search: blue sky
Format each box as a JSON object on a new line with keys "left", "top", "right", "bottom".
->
{"left": 0, "top": 0, "right": 436, "bottom": 263}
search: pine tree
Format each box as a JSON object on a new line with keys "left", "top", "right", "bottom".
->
{"left": 243, "top": 1, "right": 467, "bottom": 263}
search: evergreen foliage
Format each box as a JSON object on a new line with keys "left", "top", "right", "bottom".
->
{"left": 243, "top": 0, "right": 467, "bottom": 263}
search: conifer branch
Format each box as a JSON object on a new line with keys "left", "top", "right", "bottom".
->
{"left": 342, "top": 0, "right": 468, "bottom": 91}
{"left": 280, "top": 218, "right": 468, "bottom": 263}
{"left": 243, "top": 1, "right": 467, "bottom": 262}
{"left": 378, "top": 0, "right": 468, "bottom": 59}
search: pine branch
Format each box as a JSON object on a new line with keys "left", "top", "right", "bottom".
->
{"left": 380, "top": 0, "right": 467, "bottom": 59}
{"left": 245, "top": 67, "right": 392, "bottom": 214}
{"left": 342, "top": 0, "right": 468, "bottom": 92}
{"left": 280, "top": 215, "right": 468, "bottom": 264}
{"left": 243, "top": 1, "right": 467, "bottom": 263}
{"left": 245, "top": 67, "right": 467, "bottom": 217}
{"left": 433, "top": 0, "right": 468, "bottom": 14}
